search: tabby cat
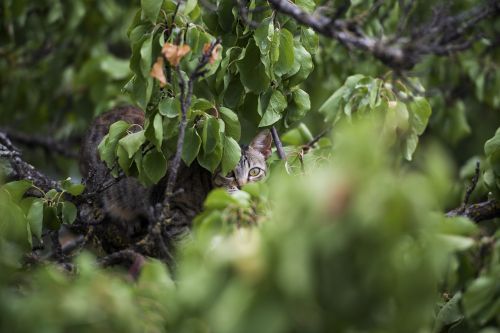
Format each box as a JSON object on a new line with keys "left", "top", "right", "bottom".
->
{"left": 80, "top": 106, "right": 271, "bottom": 251}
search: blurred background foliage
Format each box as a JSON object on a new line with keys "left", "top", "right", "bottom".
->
{"left": 1, "top": 0, "right": 500, "bottom": 332}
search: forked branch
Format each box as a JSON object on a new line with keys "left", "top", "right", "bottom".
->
{"left": 266, "top": 0, "right": 500, "bottom": 70}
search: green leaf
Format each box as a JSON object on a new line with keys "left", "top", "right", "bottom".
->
{"left": 319, "top": 87, "right": 346, "bottom": 123}
{"left": 367, "top": 79, "right": 381, "bottom": 108}
{"left": 198, "top": 137, "right": 223, "bottom": 173}
{"left": 485, "top": 128, "right": 500, "bottom": 157}
{"left": 485, "top": 129, "right": 500, "bottom": 181}
{"left": 100, "top": 55, "right": 130, "bottom": 80}
{"left": 184, "top": 0, "right": 198, "bottom": 15}
{"left": 143, "top": 149, "right": 167, "bottom": 184}
{"left": 236, "top": 39, "right": 270, "bottom": 94}
{"left": 300, "top": 28, "right": 318, "bottom": 55}
{"left": 219, "top": 107, "right": 241, "bottom": 140}
{"left": 270, "top": 28, "right": 280, "bottom": 64}
{"left": 254, "top": 17, "right": 274, "bottom": 55}
{"left": 204, "top": 188, "right": 236, "bottom": 209}
{"left": 444, "top": 101, "right": 471, "bottom": 144}
{"left": 119, "top": 130, "right": 146, "bottom": 159}
{"left": 287, "top": 44, "right": 313, "bottom": 87}
{"left": 45, "top": 189, "right": 58, "bottom": 200}
{"left": 408, "top": 97, "right": 432, "bottom": 135}
{"left": 192, "top": 98, "right": 214, "bottom": 111}
{"left": 186, "top": 26, "right": 201, "bottom": 60}
{"left": 344, "top": 74, "right": 366, "bottom": 89}
{"left": 286, "top": 89, "right": 310, "bottom": 126}
{"left": 403, "top": 133, "right": 418, "bottom": 161}
{"left": 275, "top": 29, "right": 295, "bottom": 76}
{"left": 223, "top": 76, "right": 244, "bottom": 109}
{"left": 159, "top": 98, "right": 181, "bottom": 118}
{"left": 202, "top": 117, "right": 221, "bottom": 154}
{"left": 434, "top": 293, "right": 464, "bottom": 331}
{"left": 126, "top": 75, "right": 154, "bottom": 110}
{"left": 0, "top": 189, "right": 30, "bottom": 249}
{"left": 117, "top": 145, "right": 132, "bottom": 174}
{"left": 221, "top": 136, "right": 241, "bottom": 176}
{"left": 217, "top": 0, "right": 234, "bottom": 32}
{"left": 259, "top": 90, "right": 287, "bottom": 127}
{"left": 26, "top": 199, "right": 44, "bottom": 239}
{"left": 98, "top": 120, "right": 130, "bottom": 168}
{"left": 134, "top": 149, "right": 152, "bottom": 187}
{"left": 3, "top": 180, "right": 33, "bottom": 202}
{"left": 182, "top": 127, "right": 202, "bottom": 165}
{"left": 141, "top": 0, "right": 163, "bottom": 23}
{"left": 140, "top": 34, "right": 154, "bottom": 78}
{"left": 438, "top": 216, "right": 478, "bottom": 236}
{"left": 463, "top": 277, "right": 497, "bottom": 318}
{"left": 295, "top": 0, "right": 315, "bottom": 12}
{"left": 43, "top": 205, "right": 61, "bottom": 230}
{"left": 61, "top": 178, "right": 85, "bottom": 196}
{"left": 437, "top": 234, "right": 475, "bottom": 251}
{"left": 61, "top": 201, "right": 77, "bottom": 225}
{"left": 153, "top": 113, "right": 163, "bottom": 150}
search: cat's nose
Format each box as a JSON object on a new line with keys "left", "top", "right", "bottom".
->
{"left": 237, "top": 178, "right": 247, "bottom": 188}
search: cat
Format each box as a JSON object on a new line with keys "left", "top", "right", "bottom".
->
{"left": 79, "top": 105, "right": 271, "bottom": 252}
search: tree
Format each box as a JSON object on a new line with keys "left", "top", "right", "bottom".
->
{"left": 0, "top": 0, "right": 499, "bottom": 332}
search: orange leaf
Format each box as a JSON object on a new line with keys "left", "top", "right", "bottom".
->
{"left": 203, "top": 43, "right": 222, "bottom": 65}
{"left": 150, "top": 57, "right": 167, "bottom": 87}
{"left": 162, "top": 43, "right": 191, "bottom": 67}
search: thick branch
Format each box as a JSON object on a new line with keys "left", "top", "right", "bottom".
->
{"left": 0, "top": 132, "right": 60, "bottom": 191}
{"left": 267, "top": 0, "right": 500, "bottom": 70}
{"left": 447, "top": 199, "right": 500, "bottom": 222}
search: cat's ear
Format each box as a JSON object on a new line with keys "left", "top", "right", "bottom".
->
{"left": 250, "top": 130, "right": 272, "bottom": 159}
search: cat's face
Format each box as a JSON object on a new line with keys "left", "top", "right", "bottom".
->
{"left": 213, "top": 131, "right": 272, "bottom": 193}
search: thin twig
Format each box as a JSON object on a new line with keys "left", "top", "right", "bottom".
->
{"left": 271, "top": 127, "right": 286, "bottom": 160}
{"left": 462, "top": 161, "right": 481, "bottom": 209}
{"left": 164, "top": 39, "right": 222, "bottom": 198}
{"left": 143, "top": 39, "right": 222, "bottom": 263}
{"left": 305, "top": 127, "right": 331, "bottom": 150}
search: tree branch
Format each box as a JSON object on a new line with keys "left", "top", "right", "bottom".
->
{"left": 266, "top": 0, "right": 500, "bottom": 70}
{"left": 137, "top": 39, "right": 223, "bottom": 263}
{"left": 271, "top": 127, "right": 286, "bottom": 160}
{"left": 462, "top": 161, "right": 480, "bottom": 208}
{"left": 446, "top": 160, "right": 500, "bottom": 222}
{"left": 0, "top": 131, "right": 60, "bottom": 191}
{"left": 447, "top": 199, "right": 500, "bottom": 222}
{"left": 163, "top": 39, "right": 221, "bottom": 201}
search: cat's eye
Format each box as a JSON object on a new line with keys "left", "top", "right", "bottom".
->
{"left": 248, "top": 167, "right": 262, "bottom": 177}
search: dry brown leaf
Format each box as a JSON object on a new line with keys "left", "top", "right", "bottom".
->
{"left": 203, "top": 43, "right": 222, "bottom": 64}
{"left": 162, "top": 43, "right": 191, "bottom": 67}
{"left": 150, "top": 57, "right": 167, "bottom": 87}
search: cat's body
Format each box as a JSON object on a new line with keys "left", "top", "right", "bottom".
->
{"left": 80, "top": 106, "right": 271, "bottom": 252}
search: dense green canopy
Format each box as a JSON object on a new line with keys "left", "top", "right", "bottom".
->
{"left": 0, "top": 0, "right": 499, "bottom": 332}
